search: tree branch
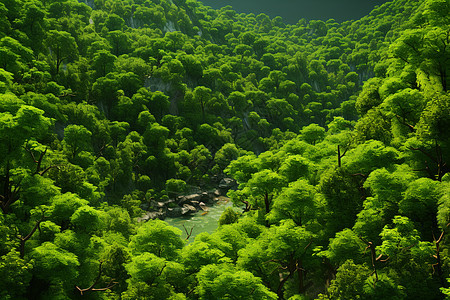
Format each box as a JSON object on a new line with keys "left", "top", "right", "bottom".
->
{"left": 359, "top": 237, "right": 389, "bottom": 286}
{"left": 24, "top": 141, "right": 50, "bottom": 175}
{"left": 183, "top": 224, "right": 194, "bottom": 241}
{"left": 18, "top": 211, "right": 46, "bottom": 258}
{"left": 23, "top": 142, "right": 61, "bottom": 176}
{"left": 337, "top": 145, "right": 349, "bottom": 168}
{"left": 394, "top": 114, "right": 415, "bottom": 132}
{"left": 75, "top": 261, "right": 118, "bottom": 295}
{"left": 0, "top": 162, "right": 21, "bottom": 214}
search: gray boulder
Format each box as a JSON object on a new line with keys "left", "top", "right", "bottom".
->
{"left": 137, "top": 210, "right": 166, "bottom": 222}
{"left": 178, "top": 193, "right": 202, "bottom": 205}
{"left": 219, "top": 178, "right": 237, "bottom": 190}
{"left": 167, "top": 207, "right": 183, "bottom": 217}
{"left": 182, "top": 204, "right": 197, "bottom": 214}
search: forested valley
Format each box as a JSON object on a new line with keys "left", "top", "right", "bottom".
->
{"left": 0, "top": 0, "right": 449, "bottom": 298}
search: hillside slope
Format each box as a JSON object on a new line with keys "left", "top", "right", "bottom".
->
{"left": 0, "top": 0, "right": 449, "bottom": 299}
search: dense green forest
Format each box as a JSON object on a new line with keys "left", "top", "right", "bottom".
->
{"left": 0, "top": 0, "right": 449, "bottom": 298}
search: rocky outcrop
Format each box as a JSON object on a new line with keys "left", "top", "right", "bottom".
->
{"left": 137, "top": 210, "right": 166, "bottom": 222}
{"left": 140, "top": 178, "right": 236, "bottom": 221}
{"left": 218, "top": 178, "right": 237, "bottom": 191}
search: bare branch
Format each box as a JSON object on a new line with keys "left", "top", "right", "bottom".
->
{"left": 409, "top": 147, "right": 437, "bottom": 163}
{"left": 75, "top": 261, "right": 118, "bottom": 295}
{"left": 23, "top": 141, "right": 38, "bottom": 163}
{"left": 39, "top": 165, "right": 61, "bottom": 176}
{"left": 433, "top": 229, "right": 446, "bottom": 286}
{"left": 241, "top": 200, "right": 251, "bottom": 212}
{"left": 337, "top": 145, "right": 349, "bottom": 168}
{"left": 18, "top": 211, "right": 46, "bottom": 258}
{"left": 351, "top": 173, "right": 367, "bottom": 178}
{"left": 304, "top": 239, "right": 313, "bottom": 251}
{"left": 23, "top": 142, "right": 50, "bottom": 175}
{"left": 183, "top": 224, "right": 195, "bottom": 241}
{"left": 394, "top": 114, "right": 415, "bottom": 132}
{"left": 34, "top": 148, "right": 48, "bottom": 175}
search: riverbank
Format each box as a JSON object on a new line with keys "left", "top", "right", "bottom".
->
{"left": 138, "top": 177, "right": 237, "bottom": 222}
{"left": 165, "top": 197, "right": 234, "bottom": 241}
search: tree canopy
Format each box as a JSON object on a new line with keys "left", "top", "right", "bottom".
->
{"left": 0, "top": 0, "right": 449, "bottom": 299}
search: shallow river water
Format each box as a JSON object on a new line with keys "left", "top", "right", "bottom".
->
{"left": 165, "top": 197, "right": 234, "bottom": 241}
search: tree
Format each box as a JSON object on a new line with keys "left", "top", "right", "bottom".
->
{"left": 321, "top": 229, "right": 366, "bottom": 268}
{"left": 166, "top": 179, "right": 187, "bottom": 198}
{"left": 49, "top": 192, "right": 88, "bottom": 230}
{"left": 267, "top": 179, "right": 317, "bottom": 227}
{"left": 391, "top": 25, "right": 449, "bottom": 92}
{"left": 278, "top": 155, "right": 314, "bottom": 183}
{"left": 181, "top": 241, "right": 226, "bottom": 274}
{"left": 105, "top": 13, "right": 125, "bottom": 31}
{"left": 62, "top": 124, "right": 92, "bottom": 159}
{"left": 225, "top": 153, "right": 260, "bottom": 183}
{"left": 0, "top": 250, "right": 32, "bottom": 299}
{"left": 91, "top": 49, "right": 116, "bottom": 78}
{"left": 266, "top": 98, "right": 295, "bottom": 127}
{"left": 412, "top": 94, "right": 450, "bottom": 181}
{"left": 129, "top": 220, "right": 184, "bottom": 260}
{"left": 195, "top": 123, "right": 226, "bottom": 151}
{"left": 107, "top": 30, "right": 131, "bottom": 56}
{"left": 343, "top": 140, "right": 400, "bottom": 176}
{"left": 143, "top": 123, "right": 170, "bottom": 154}
{"left": 197, "top": 264, "right": 277, "bottom": 300}
{"left": 150, "top": 91, "right": 170, "bottom": 120}
{"left": 214, "top": 143, "right": 240, "bottom": 171}
{"left": 227, "top": 91, "right": 247, "bottom": 114}
{"left": 0, "top": 68, "right": 13, "bottom": 92}
{"left": 178, "top": 53, "right": 203, "bottom": 80}
{"left": 326, "top": 260, "right": 371, "bottom": 300}
{"left": 70, "top": 206, "right": 104, "bottom": 233}
{"left": 381, "top": 88, "right": 426, "bottom": 136}
{"left": 354, "top": 166, "right": 415, "bottom": 241}
{"left": 115, "top": 56, "right": 151, "bottom": 80}
{"left": 238, "top": 220, "right": 315, "bottom": 297}
{"left": 45, "top": 30, "right": 78, "bottom": 75}
{"left": 300, "top": 124, "right": 325, "bottom": 145}
{"left": 124, "top": 252, "right": 183, "bottom": 300}
{"left": 0, "top": 37, "right": 33, "bottom": 76}
{"left": 100, "top": 242, "right": 131, "bottom": 293}
{"left": 0, "top": 3, "right": 11, "bottom": 37}
{"left": 192, "top": 86, "right": 211, "bottom": 123}
{"left": 133, "top": 6, "right": 166, "bottom": 28}
{"left": 241, "top": 169, "right": 286, "bottom": 217}
{"left": 0, "top": 105, "right": 53, "bottom": 213}
{"left": 355, "top": 77, "right": 383, "bottom": 116}
{"left": 90, "top": 73, "right": 120, "bottom": 111}
{"left": 30, "top": 242, "right": 80, "bottom": 295}
{"left": 219, "top": 207, "right": 240, "bottom": 225}
{"left": 15, "top": 1, "right": 47, "bottom": 49}
{"left": 354, "top": 107, "right": 392, "bottom": 144}
{"left": 319, "top": 167, "right": 364, "bottom": 233}
{"left": 376, "top": 216, "right": 436, "bottom": 298}
{"left": 399, "top": 178, "right": 441, "bottom": 236}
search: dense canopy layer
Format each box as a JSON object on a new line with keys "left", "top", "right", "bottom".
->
{"left": 0, "top": 0, "right": 449, "bottom": 299}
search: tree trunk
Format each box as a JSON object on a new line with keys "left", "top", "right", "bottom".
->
{"left": 297, "top": 259, "right": 304, "bottom": 294}
{"left": 264, "top": 191, "right": 270, "bottom": 214}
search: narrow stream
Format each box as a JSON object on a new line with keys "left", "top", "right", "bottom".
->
{"left": 165, "top": 197, "right": 233, "bottom": 241}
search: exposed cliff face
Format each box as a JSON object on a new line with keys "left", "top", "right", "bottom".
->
{"left": 145, "top": 77, "right": 173, "bottom": 93}
{"left": 163, "top": 20, "right": 177, "bottom": 33}
{"left": 79, "top": 0, "right": 95, "bottom": 8}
